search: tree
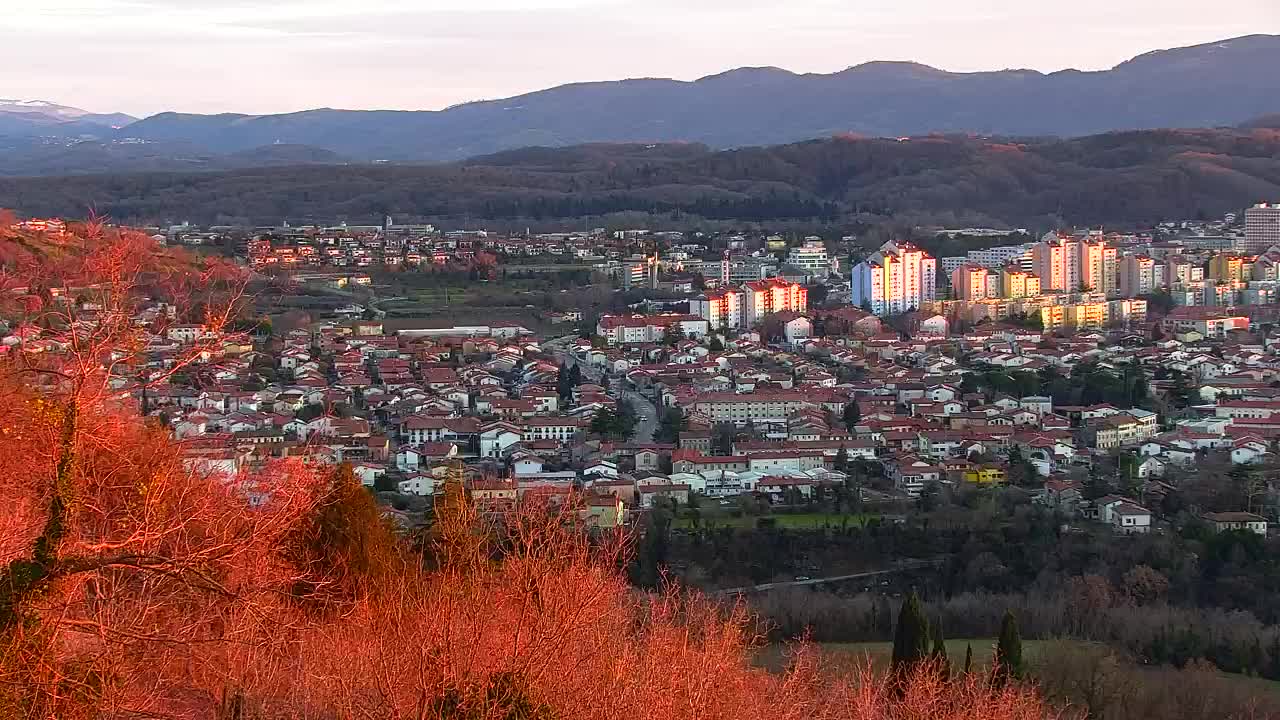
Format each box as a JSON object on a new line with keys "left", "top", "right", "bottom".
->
{"left": 963, "top": 644, "right": 974, "bottom": 676}
{"left": 842, "top": 401, "right": 861, "bottom": 432}
{"left": 708, "top": 336, "right": 725, "bottom": 352}
{"left": 931, "top": 620, "right": 950, "bottom": 681}
{"left": 1083, "top": 469, "right": 1111, "bottom": 501}
{"left": 1121, "top": 565, "right": 1169, "bottom": 606}
{"left": 1006, "top": 446, "right": 1037, "bottom": 487}
{"left": 993, "top": 610, "right": 1024, "bottom": 686}
{"left": 834, "top": 445, "right": 850, "bottom": 473}
{"left": 891, "top": 592, "right": 932, "bottom": 678}
{"left": 285, "top": 463, "right": 400, "bottom": 605}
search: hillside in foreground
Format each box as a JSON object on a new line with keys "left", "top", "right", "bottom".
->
{"left": 3, "top": 127, "right": 1280, "bottom": 228}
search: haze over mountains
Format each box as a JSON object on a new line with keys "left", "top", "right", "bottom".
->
{"left": 3, "top": 34, "right": 1280, "bottom": 175}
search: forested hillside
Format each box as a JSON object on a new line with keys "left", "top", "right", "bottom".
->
{"left": 3, "top": 127, "right": 1279, "bottom": 228}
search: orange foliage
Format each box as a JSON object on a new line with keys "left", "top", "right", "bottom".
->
{"left": 1, "top": 407, "right": 1053, "bottom": 718}
{"left": 1, "top": 223, "right": 1052, "bottom": 719}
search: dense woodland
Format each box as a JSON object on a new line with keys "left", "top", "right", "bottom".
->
{"left": 3, "top": 127, "right": 1280, "bottom": 229}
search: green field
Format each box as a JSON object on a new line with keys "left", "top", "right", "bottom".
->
{"left": 676, "top": 512, "right": 878, "bottom": 530}
{"left": 756, "top": 638, "right": 1040, "bottom": 673}
{"left": 759, "top": 640, "right": 1280, "bottom": 695}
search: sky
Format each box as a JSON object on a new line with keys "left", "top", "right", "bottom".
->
{"left": 2, "top": 0, "right": 1279, "bottom": 118}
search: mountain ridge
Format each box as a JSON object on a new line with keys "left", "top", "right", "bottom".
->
{"left": 4, "top": 34, "right": 1280, "bottom": 170}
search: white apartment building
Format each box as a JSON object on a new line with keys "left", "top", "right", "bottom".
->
{"left": 691, "top": 279, "right": 806, "bottom": 330}
{"left": 596, "top": 314, "right": 709, "bottom": 344}
{"left": 742, "top": 278, "right": 808, "bottom": 326}
{"left": 1244, "top": 203, "right": 1280, "bottom": 253}
{"left": 851, "top": 241, "right": 937, "bottom": 316}
{"left": 786, "top": 239, "right": 832, "bottom": 274}
{"left": 967, "top": 243, "right": 1035, "bottom": 272}
{"left": 690, "top": 288, "right": 744, "bottom": 331}
{"left": 688, "top": 391, "right": 824, "bottom": 424}
{"left": 1119, "top": 255, "right": 1155, "bottom": 298}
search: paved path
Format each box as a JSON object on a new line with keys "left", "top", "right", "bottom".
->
{"left": 710, "top": 560, "right": 936, "bottom": 596}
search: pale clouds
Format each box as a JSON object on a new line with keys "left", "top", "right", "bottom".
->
{"left": 0, "top": 0, "right": 1277, "bottom": 117}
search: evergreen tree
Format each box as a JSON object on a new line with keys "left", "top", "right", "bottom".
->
{"left": 1083, "top": 469, "right": 1111, "bottom": 501}
{"left": 992, "top": 610, "right": 1024, "bottom": 686}
{"left": 286, "top": 463, "right": 399, "bottom": 603}
{"left": 962, "top": 644, "right": 974, "bottom": 676}
{"left": 890, "top": 592, "right": 931, "bottom": 676}
{"left": 842, "top": 401, "right": 861, "bottom": 431}
{"left": 930, "top": 619, "right": 950, "bottom": 680}
{"left": 834, "top": 445, "right": 849, "bottom": 472}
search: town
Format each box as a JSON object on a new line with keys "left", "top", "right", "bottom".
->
{"left": 8, "top": 203, "right": 1279, "bottom": 548}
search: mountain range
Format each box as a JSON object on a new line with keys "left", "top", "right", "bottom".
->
{"left": 3, "top": 34, "right": 1280, "bottom": 173}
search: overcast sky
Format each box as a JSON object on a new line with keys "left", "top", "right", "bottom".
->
{"left": 3, "top": 0, "right": 1279, "bottom": 118}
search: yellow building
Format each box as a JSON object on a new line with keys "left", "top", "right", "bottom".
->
{"left": 1041, "top": 302, "right": 1109, "bottom": 331}
{"left": 1001, "top": 267, "right": 1041, "bottom": 299}
{"left": 963, "top": 465, "right": 1008, "bottom": 485}
{"left": 580, "top": 495, "right": 627, "bottom": 529}
{"left": 1208, "top": 255, "right": 1244, "bottom": 283}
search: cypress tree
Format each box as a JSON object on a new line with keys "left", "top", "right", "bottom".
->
{"left": 834, "top": 445, "right": 849, "bottom": 472}
{"left": 993, "top": 610, "right": 1024, "bottom": 686}
{"left": 890, "top": 592, "right": 931, "bottom": 675}
{"left": 930, "top": 619, "right": 950, "bottom": 680}
{"left": 962, "top": 643, "right": 974, "bottom": 676}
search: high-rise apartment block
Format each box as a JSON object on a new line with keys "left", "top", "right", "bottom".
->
{"left": 851, "top": 241, "right": 937, "bottom": 316}
{"left": 951, "top": 264, "right": 991, "bottom": 301}
{"left": 1032, "top": 231, "right": 1116, "bottom": 294}
{"left": 1032, "top": 235, "right": 1076, "bottom": 292}
{"left": 1001, "top": 267, "right": 1041, "bottom": 299}
{"left": 692, "top": 278, "right": 807, "bottom": 330}
{"left": 1119, "top": 255, "right": 1156, "bottom": 298}
{"left": 1207, "top": 255, "right": 1245, "bottom": 283}
{"left": 1244, "top": 203, "right": 1280, "bottom": 253}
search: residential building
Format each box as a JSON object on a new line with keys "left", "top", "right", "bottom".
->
{"left": 1208, "top": 255, "right": 1245, "bottom": 283}
{"left": 687, "top": 391, "right": 826, "bottom": 425}
{"left": 1159, "top": 308, "right": 1250, "bottom": 338}
{"left": 1244, "top": 203, "right": 1280, "bottom": 253}
{"left": 1032, "top": 234, "right": 1078, "bottom": 291}
{"left": 1166, "top": 256, "right": 1203, "bottom": 286}
{"left": 1202, "top": 512, "right": 1268, "bottom": 536}
{"left": 1111, "top": 502, "right": 1153, "bottom": 534}
{"left": 966, "top": 243, "right": 1035, "bottom": 271}
{"left": 851, "top": 241, "right": 937, "bottom": 316}
{"left": 596, "top": 314, "right": 709, "bottom": 345}
{"left": 786, "top": 239, "right": 832, "bottom": 274}
{"left": 690, "top": 289, "right": 743, "bottom": 331}
{"left": 1078, "top": 238, "right": 1114, "bottom": 293}
{"left": 742, "top": 278, "right": 808, "bottom": 327}
{"left": 951, "top": 264, "right": 991, "bottom": 301}
{"left": 1119, "top": 255, "right": 1155, "bottom": 298}
{"left": 1000, "top": 267, "right": 1041, "bottom": 299}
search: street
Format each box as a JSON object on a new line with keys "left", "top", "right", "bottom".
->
{"left": 624, "top": 390, "right": 658, "bottom": 444}
{"left": 543, "top": 337, "right": 658, "bottom": 444}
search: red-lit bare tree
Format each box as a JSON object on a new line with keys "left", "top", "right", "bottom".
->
{"left": 0, "top": 220, "right": 325, "bottom": 717}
